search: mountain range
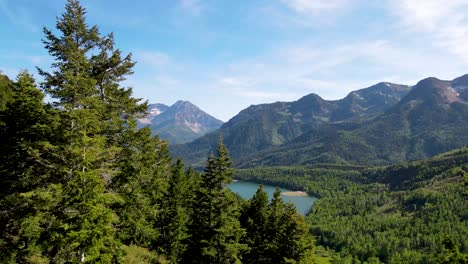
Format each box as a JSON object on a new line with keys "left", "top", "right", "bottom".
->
{"left": 171, "top": 74, "right": 468, "bottom": 168}
{"left": 138, "top": 101, "right": 223, "bottom": 144}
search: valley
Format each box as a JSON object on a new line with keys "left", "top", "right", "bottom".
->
{"left": 0, "top": 1, "right": 467, "bottom": 263}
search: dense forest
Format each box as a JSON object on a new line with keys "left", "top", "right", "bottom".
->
{"left": 0, "top": 1, "right": 314, "bottom": 263}
{"left": 1, "top": 1, "right": 468, "bottom": 264}
{"left": 235, "top": 148, "right": 468, "bottom": 263}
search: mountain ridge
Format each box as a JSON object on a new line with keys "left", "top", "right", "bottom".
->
{"left": 236, "top": 75, "right": 468, "bottom": 167}
{"left": 171, "top": 74, "right": 468, "bottom": 168}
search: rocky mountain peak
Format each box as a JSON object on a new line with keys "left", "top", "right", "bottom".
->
{"left": 404, "top": 77, "right": 460, "bottom": 104}
{"left": 137, "top": 101, "right": 223, "bottom": 144}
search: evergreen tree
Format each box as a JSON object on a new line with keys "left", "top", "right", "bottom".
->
{"left": 0, "top": 71, "right": 57, "bottom": 196}
{"left": 112, "top": 128, "right": 172, "bottom": 249}
{"left": 0, "top": 73, "right": 14, "bottom": 111}
{"left": 183, "top": 139, "right": 246, "bottom": 264}
{"left": 158, "top": 159, "right": 191, "bottom": 263}
{"left": 239, "top": 187, "right": 314, "bottom": 264}
{"left": 463, "top": 170, "right": 468, "bottom": 196}
{"left": 28, "top": 0, "right": 146, "bottom": 261}
{"left": 266, "top": 189, "right": 313, "bottom": 264}
{"left": 239, "top": 185, "right": 270, "bottom": 264}
{"left": 0, "top": 71, "right": 59, "bottom": 263}
{"left": 436, "top": 235, "right": 468, "bottom": 264}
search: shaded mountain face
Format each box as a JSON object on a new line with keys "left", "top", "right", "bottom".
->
{"left": 236, "top": 76, "right": 468, "bottom": 168}
{"left": 452, "top": 74, "right": 468, "bottom": 101}
{"left": 332, "top": 82, "right": 411, "bottom": 121}
{"left": 170, "top": 81, "right": 413, "bottom": 167}
{"left": 138, "top": 101, "right": 223, "bottom": 144}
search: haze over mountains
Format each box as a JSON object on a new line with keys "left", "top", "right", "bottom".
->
{"left": 171, "top": 74, "right": 468, "bottom": 168}
{"left": 138, "top": 101, "right": 223, "bottom": 144}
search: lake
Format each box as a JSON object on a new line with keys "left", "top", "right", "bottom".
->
{"left": 228, "top": 180, "right": 317, "bottom": 215}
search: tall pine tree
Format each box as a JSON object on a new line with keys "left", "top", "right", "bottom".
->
{"left": 32, "top": 0, "right": 146, "bottom": 261}
{"left": 157, "top": 159, "right": 191, "bottom": 263}
{"left": 239, "top": 185, "right": 269, "bottom": 264}
{"left": 111, "top": 128, "right": 172, "bottom": 249}
{"left": 240, "top": 187, "right": 315, "bottom": 264}
{"left": 0, "top": 71, "right": 60, "bottom": 263}
{"left": 183, "top": 138, "right": 246, "bottom": 264}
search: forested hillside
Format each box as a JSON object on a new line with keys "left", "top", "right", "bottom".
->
{"left": 235, "top": 147, "right": 468, "bottom": 263}
{"left": 0, "top": 1, "right": 314, "bottom": 263}
{"left": 1, "top": 1, "right": 467, "bottom": 264}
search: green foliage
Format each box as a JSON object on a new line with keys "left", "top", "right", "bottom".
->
{"left": 1, "top": 0, "right": 145, "bottom": 262}
{"left": 239, "top": 185, "right": 270, "bottom": 263}
{"left": 436, "top": 236, "right": 468, "bottom": 264}
{"left": 122, "top": 245, "right": 167, "bottom": 264}
{"left": 234, "top": 165, "right": 364, "bottom": 198}
{"left": 3, "top": 1, "right": 467, "bottom": 264}
{"left": 235, "top": 149, "right": 468, "bottom": 263}
{"left": 240, "top": 186, "right": 314, "bottom": 263}
{"left": 1, "top": 2, "right": 317, "bottom": 263}
{"left": 157, "top": 159, "right": 191, "bottom": 262}
{"left": 0, "top": 72, "right": 61, "bottom": 263}
{"left": 183, "top": 138, "right": 247, "bottom": 264}
{"left": 0, "top": 73, "right": 14, "bottom": 111}
{"left": 0, "top": 71, "right": 58, "bottom": 196}
{"left": 112, "top": 127, "right": 171, "bottom": 248}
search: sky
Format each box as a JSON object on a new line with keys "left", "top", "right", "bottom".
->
{"left": 1, "top": 0, "right": 468, "bottom": 121}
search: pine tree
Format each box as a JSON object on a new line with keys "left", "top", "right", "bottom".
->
{"left": 0, "top": 73, "right": 14, "bottom": 111}
{"left": 239, "top": 185, "right": 269, "bottom": 264}
{"left": 183, "top": 138, "right": 246, "bottom": 264}
{"left": 265, "top": 189, "right": 314, "bottom": 264}
{"left": 0, "top": 71, "right": 59, "bottom": 263}
{"left": 112, "top": 128, "right": 172, "bottom": 248}
{"left": 157, "top": 159, "right": 191, "bottom": 263}
{"left": 0, "top": 71, "right": 57, "bottom": 196}
{"left": 436, "top": 235, "right": 468, "bottom": 263}
{"left": 30, "top": 0, "right": 146, "bottom": 261}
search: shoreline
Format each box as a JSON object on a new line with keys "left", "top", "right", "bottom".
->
{"left": 281, "top": 191, "right": 308, "bottom": 197}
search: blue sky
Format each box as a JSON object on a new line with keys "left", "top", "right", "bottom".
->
{"left": 1, "top": 0, "right": 468, "bottom": 121}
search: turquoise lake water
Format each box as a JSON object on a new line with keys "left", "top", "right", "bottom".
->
{"left": 228, "top": 180, "right": 317, "bottom": 215}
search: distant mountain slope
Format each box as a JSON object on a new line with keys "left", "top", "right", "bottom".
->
{"left": 238, "top": 76, "right": 468, "bottom": 167}
{"left": 138, "top": 101, "right": 223, "bottom": 144}
{"left": 138, "top": 103, "right": 169, "bottom": 125}
{"left": 171, "top": 82, "right": 411, "bottom": 167}
{"left": 332, "top": 82, "right": 411, "bottom": 121}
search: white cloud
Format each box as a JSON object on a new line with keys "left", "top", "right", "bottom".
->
{"left": 259, "top": 0, "right": 354, "bottom": 27}
{"left": 219, "top": 77, "right": 252, "bottom": 87}
{"left": 389, "top": 0, "right": 468, "bottom": 61}
{"left": 281, "top": 0, "right": 350, "bottom": 14}
{"left": 212, "top": 38, "right": 468, "bottom": 103}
